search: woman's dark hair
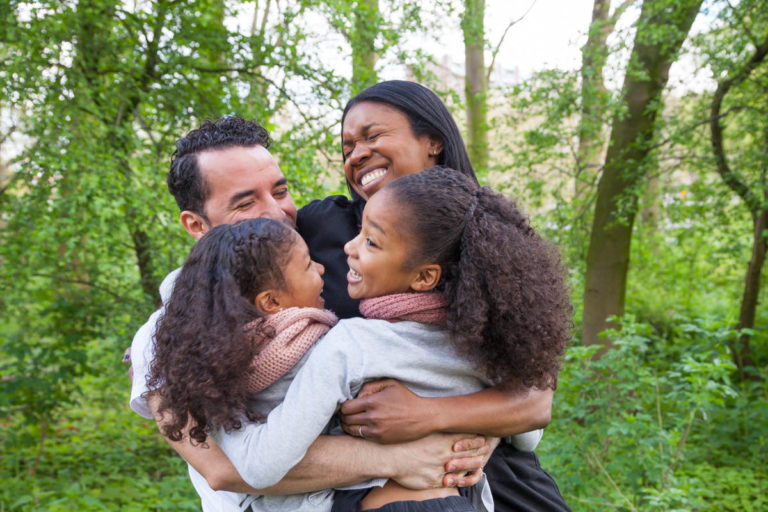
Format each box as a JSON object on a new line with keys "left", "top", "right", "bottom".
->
{"left": 148, "top": 218, "right": 295, "bottom": 443}
{"left": 383, "top": 168, "right": 571, "bottom": 390}
{"left": 342, "top": 81, "right": 478, "bottom": 190}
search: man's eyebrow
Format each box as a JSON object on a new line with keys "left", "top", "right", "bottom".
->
{"left": 273, "top": 177, "right": 288, "bottom": 188}
{"left": 227, "top": 189, "right": 256, "bottom": 208}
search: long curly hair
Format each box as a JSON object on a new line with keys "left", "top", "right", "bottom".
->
{"left": 147, "top": 218, "right": 295, "bottom": 443}
{"left": 384, "top": 168, "right": 572, "bottom": 390}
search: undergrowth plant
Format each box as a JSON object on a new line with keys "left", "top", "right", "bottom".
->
{"left": 540, "top": 315, "right": 767, "bottom": 511}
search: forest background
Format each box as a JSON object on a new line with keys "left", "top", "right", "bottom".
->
{"left": 1, "top": 0, "right": 766, "bottom": 510}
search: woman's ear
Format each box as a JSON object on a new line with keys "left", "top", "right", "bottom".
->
{"left": 409, "top": 264, "right": 442, "bottom": 292}
{"left": 254, "top": 289, "right": 282, "bottom": 314}
{"left": 428, "top": 136, "right": 444, "bottom": 158}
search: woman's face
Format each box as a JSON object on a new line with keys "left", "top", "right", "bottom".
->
{"left": 342, "top": 101, "right": 442, "bottom": 200}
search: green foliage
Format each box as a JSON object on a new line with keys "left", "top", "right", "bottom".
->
{"left": 541, "top": 315, "right": 767, "bottom": 511}
{"left": 1, "top": 340, "right": 199, "bottom": 511}
{"left": 1, "top": 0, "right": 767, "bottom": 510}
{"left": 0, "top": 0, "right": 349, "bottom": 436}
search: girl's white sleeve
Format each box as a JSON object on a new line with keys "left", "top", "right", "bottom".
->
{"left": 212, "top": 326, "right": 363, "bottom": 489}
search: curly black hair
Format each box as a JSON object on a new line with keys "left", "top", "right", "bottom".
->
{"left": 383, "top": 168, "right": 572, "bottom": 390}
{"left": 167, "top": 116, "right": 272, "bottom": 218}
{"left": 147, "top": 218, "right": 295, "bottom": 443}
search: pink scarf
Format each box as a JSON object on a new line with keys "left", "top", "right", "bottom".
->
{"left": 245, "top": 307, "right": 338, "bottom": 393}
{"left": 359, "top": 293, "right": 448, "bottom": 324}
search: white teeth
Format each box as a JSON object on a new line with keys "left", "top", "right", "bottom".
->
{"left": 360, "top": 169, "right": 386, "bottom": 186}
{"left": 349, "top": 269, "right": 362, "bottom": 279}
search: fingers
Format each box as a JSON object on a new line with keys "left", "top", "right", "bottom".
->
{"left": 340, "top": 395, "right": 370, "bottom": 416}
{"left": 445, "top": 453, "right": 484, "bottom": 473}
{"left": 341, "top": 422, "right": 367, "bottom": 439}
{"left": 341, "top": 378, "right": 398, "bottom": 414}
{"left": 443, "top": 468, "right": 483, "bottom": 488}
{"left": 357, "top": 378, "right": 398, "bottom": 399}
{"left": 452, "top": 435, "right": 487, "bottom": 453}
{"left": 340, "top": 411, "right": 369, "bottom": 429}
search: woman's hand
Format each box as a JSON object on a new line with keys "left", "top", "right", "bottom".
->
{"left": 341, "top": 379, "right": 436, "bottom": 444}
{"left": 343, "top": 379, "right": 554, "bottom": 440}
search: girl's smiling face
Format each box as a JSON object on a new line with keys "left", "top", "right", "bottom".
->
{"left": 344, "top": 189, "right": 440, "bottom": 299}
{"left": 257, "top": 232, "right": 326, "bottom": 311}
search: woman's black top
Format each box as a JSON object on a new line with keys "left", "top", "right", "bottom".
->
{"left": 297, "top": 195, "right": 365, "bottom": 320}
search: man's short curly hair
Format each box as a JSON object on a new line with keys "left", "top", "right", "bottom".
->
{"left": 167, "top": 117, "right": 272, "bottom": 218}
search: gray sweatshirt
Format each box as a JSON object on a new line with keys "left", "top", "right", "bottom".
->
{"left": 214, "top": 317, "right": 541, "bottom": 511}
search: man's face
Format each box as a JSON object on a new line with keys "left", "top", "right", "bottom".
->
{"left": 189, "top": 145, "right": 298, "bottom": 239}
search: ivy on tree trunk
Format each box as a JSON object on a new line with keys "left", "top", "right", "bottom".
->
{"left": 582, "top": 0, "right": 703, "bottom": 347}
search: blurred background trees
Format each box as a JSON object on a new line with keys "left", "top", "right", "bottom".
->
{"left": 1, "top": 0, "right": 766, "bottom": 510}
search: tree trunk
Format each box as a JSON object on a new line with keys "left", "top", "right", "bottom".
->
{"left": 735, "top": 208, "right": 767, "bottom": 373}
{"left": 462, "top": 0, "right": 488, "bottom": 175}
{"left": 575, "top": 0, "right": 612, "bottom": 199}
{"left": 248, "top": 0, "right": 272, "bottom": 113}
{"left": 73, "top": 0, "right": 167, "bottom": 306}
{"left": 351, "top": 0, "right": 379, "bottom": 93}
{"left": 709, "top": 30, "right": 768, "bottom": 374}
{"left": 582, "top": 0, "right": 702, "bottom": 347}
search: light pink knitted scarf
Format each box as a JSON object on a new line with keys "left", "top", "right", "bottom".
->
{"left": 245, "top": 307, "right": 338, "bottom": 393}
{"left": 359, "top": 293, "right": 448, "bottom": 324}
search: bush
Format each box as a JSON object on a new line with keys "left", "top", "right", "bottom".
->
{"left": 539, "top": 315, "right": 767, "bottom": 511}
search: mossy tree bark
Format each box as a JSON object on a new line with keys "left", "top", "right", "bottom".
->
{"left": 582, "top": 0, "right": 703, "bottom": 347}
{"left": 462, "top": 0, "right": 488, "bottom": 175}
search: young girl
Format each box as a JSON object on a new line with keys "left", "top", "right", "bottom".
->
{"left": 150, "top": 167, "right": 571, "bottom": 511}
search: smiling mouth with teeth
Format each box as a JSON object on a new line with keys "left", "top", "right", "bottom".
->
{"left": 360, "top": 168, "right": 386, "bottom": 187}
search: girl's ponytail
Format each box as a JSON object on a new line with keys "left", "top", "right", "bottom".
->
{"left": 385, "top": 168, "right": 571, "bottom": 390}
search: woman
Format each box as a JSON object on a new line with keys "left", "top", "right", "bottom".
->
{"left": 297, "top": 80, "right": 570, "bottom": 512}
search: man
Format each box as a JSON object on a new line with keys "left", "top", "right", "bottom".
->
{"left": 128, "top": 117, "right": 489, "bottom": 511}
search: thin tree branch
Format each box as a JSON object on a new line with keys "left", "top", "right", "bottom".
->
{"left": 586, "top": 448, "right": 638, "bottom": 512}
{"left": 710, "top": 30, "right": 768, "bottom": 212}
{"left": 610, "top": 0, "right": 634, "bottom": 24}
{"left": 487, "top": 0, "right": 537, "bottom": 82}
{"left": 725, "top": 0, "right": 759, "bottom": 48}
{"left": 27, "top": 273, "right": 131, "bottom": 302}
{"left": 190, "top": 65, "right": 337, "bottom": 163}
